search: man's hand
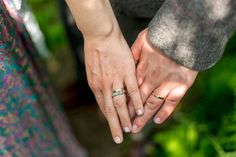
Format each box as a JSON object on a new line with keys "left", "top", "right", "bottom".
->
{"left": 129, "top": 29, "right": 198, "bottom": 133}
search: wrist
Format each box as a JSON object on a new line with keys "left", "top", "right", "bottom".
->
{"left": 69, "top": 0, "right": 119, "bottom": 40}
{"left": 82, "top": 20, "right": 120, "bottom": 40}
{"left": 83, "top": 22, "right": 122, "bottom": 43}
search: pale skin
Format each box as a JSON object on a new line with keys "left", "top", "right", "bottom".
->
{"left": 66, "top": 0, "right": 198, "bottom": 143}
{"left": 66, "top": 0, "right": 143, "bottom": 144}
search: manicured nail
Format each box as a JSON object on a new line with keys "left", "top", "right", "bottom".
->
{"left": 124, "top": 127, "right": 130, "bottom": 133}
{"left": 132, "top": 124, "right": 139, "bottom": 133}
{"left": 137, "top": 109, "right": 144, "bottom": 116}
{"left": 154, "top": 117, "right": 161, "bottom": 124}
{"left": 114, "top": 137, "right": 122, "bottom": 144}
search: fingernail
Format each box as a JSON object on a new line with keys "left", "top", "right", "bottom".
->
{"left": 137, "top": 109, "right": 144, "bottom": 116}
{"left": 132, "top": 124, "right": 139, "bottom": 133}
{"left": 114, "top": 137, "right": 122, "bottom": 144}
{"left": 154, "top": 117, "right": 161, "bottom": 124}
{"left": 124, "top": 127, "right": 131, "bottom": 133}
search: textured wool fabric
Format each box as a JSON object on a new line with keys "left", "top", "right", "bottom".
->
{"left": 111, "top": 0, "right": 236, "bottom": 71}
{"left": 111, "top": 0, "right": 165, "bottom": 18}
{"left": 149, "top": 0, "right": 236, "bottom": 71}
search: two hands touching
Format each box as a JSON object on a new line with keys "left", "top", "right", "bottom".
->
{"left": 84, "top": 28, "right": 198, "bottom": 144}
{"left": 66, "top": 0, "right": 198, "bottom": 144}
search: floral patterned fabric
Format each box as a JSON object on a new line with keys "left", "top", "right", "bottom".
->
{"left": 0, "top": 1, "right": 85, "bottom": 157}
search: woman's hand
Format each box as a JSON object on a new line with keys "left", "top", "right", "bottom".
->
{"left": 84, "top": 31, "right": 143, "bottom": 143}
{"left": 66, "top": 0, "right": 143, "bottom": 144}
{"left": 129, "top": 29, "right": 198, "bottom": 133}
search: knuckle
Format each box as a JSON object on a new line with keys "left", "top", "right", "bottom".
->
{"left": 113, "top": 98, "right": 125, "bottom": 108}
{"left": 105, "top": 105, "right": 115, "bottom": 116}
{"left": 167, "top": 93, "right": 183, "bottom": 105}
{"left": 167, "top": 90, "right": 185, "bottom": 105}
{"left": 146, "top": 100, "right": 161, "bottom": 110}
{"left": 166, "top": 98, "right": 179, "bottom": 105}
{"left": 88, "top": 80, "right": 98, "bottom": 91}
{"left": 127, "top": 86, "right": 138, "bottom": 96}
{"left": 160, "top": 109, "right": 169, "bottom": 119}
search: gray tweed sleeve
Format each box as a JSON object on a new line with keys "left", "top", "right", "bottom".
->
{"left": 148, "top": 0, "right": 236, "bottom": 71}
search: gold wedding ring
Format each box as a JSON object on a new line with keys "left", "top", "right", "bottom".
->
{"left": 153, "top": 94, "right": 165, "bottom": 100}
{"left": 112, "top": 88, "right": 126, "bottom": 97}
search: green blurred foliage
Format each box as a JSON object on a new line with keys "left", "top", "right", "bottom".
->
{"left": 28, "top": 0, "right": 78, "bottom": 89}
{"left": 28, "top": 1, "right": 236, "bottom": 156}
{"left": 147, "top": 32, "right": 236, "bottom": 157}
{"left": 28, "top": 0, "right": 68, "bottom": 53}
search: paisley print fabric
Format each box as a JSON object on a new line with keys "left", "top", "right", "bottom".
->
{"left": 0, "top": 1, "right": 85, "bottom": 157}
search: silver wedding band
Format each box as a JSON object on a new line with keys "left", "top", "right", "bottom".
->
{"left": 112, "top": 88, "right": 126, "bottom": 97}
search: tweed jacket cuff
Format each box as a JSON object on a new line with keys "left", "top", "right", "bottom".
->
{"left": 148, "top": 0, "right": 236, "bottom": 71}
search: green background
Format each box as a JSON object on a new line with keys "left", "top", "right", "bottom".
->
{"left": 28, "top": 0, "right": 236, "bottom": 156}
